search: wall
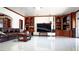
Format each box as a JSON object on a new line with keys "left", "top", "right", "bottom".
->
{"left": 76, "top": 12, "right": 79, "bottom": 37}
{"left": 0, "top": 7, "right": 24, "bottom": 30}
{"left": 34, "top": 17, "right": 55, "bottom": 35}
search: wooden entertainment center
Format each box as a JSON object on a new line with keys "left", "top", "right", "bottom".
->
{"left": 55, "top": 12, "right": 76, "bottom": 37}
{"left": 24, "top": 13, "right": 76, "bottom": 37}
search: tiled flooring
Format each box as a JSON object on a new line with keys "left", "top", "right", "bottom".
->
{"left": 0, "top": 36, "right": 78, "bottom": 51}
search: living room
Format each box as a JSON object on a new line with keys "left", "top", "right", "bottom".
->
{"left": 0, "top": 7, "right": 79, "bottom": 51}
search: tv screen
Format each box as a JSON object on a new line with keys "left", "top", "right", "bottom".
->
{"left": 37, "top": 23, "right": 51, "bottom": 32}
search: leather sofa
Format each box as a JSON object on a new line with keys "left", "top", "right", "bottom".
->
{"left": 0, "top": 28, "right": 20, "bottom": 42}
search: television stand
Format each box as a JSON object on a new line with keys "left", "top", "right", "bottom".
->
{"left": 39, "top": 32, "right": 47, "bottom": 36}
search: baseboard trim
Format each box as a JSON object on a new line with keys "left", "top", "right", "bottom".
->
{"left": 33, "top": 35, "right": 55, "bottom": 37}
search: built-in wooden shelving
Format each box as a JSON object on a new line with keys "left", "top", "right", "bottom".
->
{"left": 55, "top": 12, "right": 76, "bottom": 37}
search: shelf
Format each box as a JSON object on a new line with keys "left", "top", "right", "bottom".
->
{"left": 62, "top": 15, "right": 71, "bottom": 30}
{"left": 25, "top": 17, "right": 34, "bottom": 32}
{"left": 56, "top": 16, "right": 62, "bottom": 30}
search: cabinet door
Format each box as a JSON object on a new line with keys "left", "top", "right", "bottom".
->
{"left": 64, "top": 30, "right": 72, "bottom": 37}
{"left": 56, "top": 30, "right": 63, "bottom": 36}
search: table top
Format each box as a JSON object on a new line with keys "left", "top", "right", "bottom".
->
{"left": 17, "top": 33, "right": 30, "bottom": 36}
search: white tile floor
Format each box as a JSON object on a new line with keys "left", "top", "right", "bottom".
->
{"left": 0, "top": 36, "right": 77, "bottom": 51}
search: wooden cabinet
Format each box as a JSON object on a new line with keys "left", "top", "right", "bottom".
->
{"left": 3, "top": 18, "right": 11, "bottom": 28}
{"left": 55, "top": 12, "right": 76, "bottom": 37}
{"left": 55, "top": 16, "right": 64, "bottom": 36}
{"left": 0, "top": 17, "right": 11, "bottom": 28}
{"left": 25, "top": 16, "right": 34, "bottom": 32}
{"left": 62, "top": 14, "right": 72, "bottom": 37}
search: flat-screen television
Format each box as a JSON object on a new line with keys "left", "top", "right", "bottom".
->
{"left": 37, "top": 23, "right": 51, "bottom": 32}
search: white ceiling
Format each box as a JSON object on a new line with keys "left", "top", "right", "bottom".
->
{"left": 7, "top": 7, "right": 79, "bottom": 16}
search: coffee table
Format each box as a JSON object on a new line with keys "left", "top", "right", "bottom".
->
{"left": 17, "top": 33, "right": 31, "bottom": 42}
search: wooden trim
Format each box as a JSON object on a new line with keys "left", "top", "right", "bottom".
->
{"left": 25, "top": 15, "right": 64, "bottom": 17}
{"left": 4, "top": 7, "right": 25, "bottom": 17}
{"left": 19, "top": 19, "right": 23, "bottom": 29}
